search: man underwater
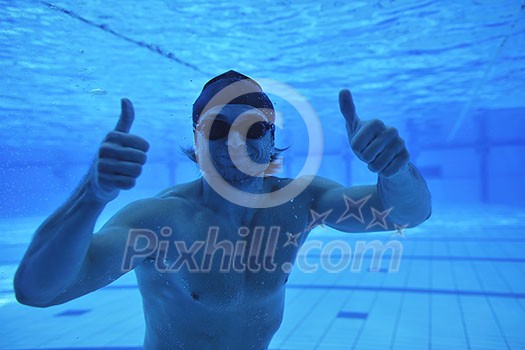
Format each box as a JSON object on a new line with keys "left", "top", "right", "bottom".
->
{"left": 14, "top": 70, "right": 431, "bottom": 349}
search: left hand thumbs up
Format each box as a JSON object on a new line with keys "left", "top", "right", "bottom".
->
{"left": 339, "top": 89, "right": 410, "bottom": 178}
{"left": 339, "top": 89, "right": 361, "bottom": 136}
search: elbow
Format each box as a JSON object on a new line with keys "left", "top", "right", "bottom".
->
{"left": 407, "top": 186, "right": 432, "bottom": 228}
{"left": 408, "top": 207, "right": 432, "bottom": 228}
{"left": 14, "top": 286, "right": 53, "bottom": 308}
{"left": 13, "top": 269, "right": 54, "bottom": 308}
{"left": 392, "top": 199, "right": 432, "bottom": 229}
{"left": 407, "top": 200, "right": 432, "bottom": 228}
{"left": 423, "top": 204, "right": 432, "bottom": 223}
{"left": 420, "top": 194, "right": 433, "bottom": 225}
{"left": 15, "top": 290, "right": 52, "bottom": 308}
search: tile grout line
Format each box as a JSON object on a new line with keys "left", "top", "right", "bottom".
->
{"left": 311, "top": 258, "right": 370, "bottom": 350}
{"left": 491, "top": 236, "right": 525, "bottom": 313}
{"left": 349, "top": 263, "right": 391, "bottom": 350}
{"left": 428, "top": 240, "right": 433, "bottom": 350}
{"left": 447, "top": 240, "right": 471, "bottom": 350}
{"left": 389, "top": 239, "right": 418, "bottom": 350}
{"left": 464, "top": 233, "right": 511, "bottom": 349}
{"left": 277, "top": 273, "right": 339, "bottom": 349}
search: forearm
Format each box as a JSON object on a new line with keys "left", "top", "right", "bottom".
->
{"left": 377, "top": 162, "right": 432, "bottom": 227}
{"left": 14, "top": 170, "right": 107, "bottom": 305}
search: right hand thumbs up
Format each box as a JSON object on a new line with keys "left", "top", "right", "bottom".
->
{"left": 115, "top": 98, "right": 135, "bottom": 133}
{"left": 89, "top": 98, "right": 150, "bottom": 202}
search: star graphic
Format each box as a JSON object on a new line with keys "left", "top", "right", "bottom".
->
{"left": 336, "top": 194, "right": 371, "bottom": 224}
{"left": 283, "top": 231, "right": 302, "bottom": 248}
{"left": 306, "top": 208, "right": 333, "bottom": 231}
{"left": 392, "top": 223, "right": 408, "bottom": 238}
{"left": 366, "top": 207, "right": 393, "bottom": 230}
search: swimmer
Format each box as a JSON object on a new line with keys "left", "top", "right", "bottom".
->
{"left": 14, "top": 70, "right": 431, "bottom": 349}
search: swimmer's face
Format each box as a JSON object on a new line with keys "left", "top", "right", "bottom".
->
{"left": 194, "top": 104, "right": 275, "bottom": 182}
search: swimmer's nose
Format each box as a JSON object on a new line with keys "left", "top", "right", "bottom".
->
{"left": 227, "top": 130, "right": 244, "bottom": 148}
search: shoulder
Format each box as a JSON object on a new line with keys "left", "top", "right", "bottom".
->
{"left": 153, "top": 178, "right": 201, "bottom": 199}
{"left": 106, "top": 181, "right": 201, "bottom": 229}
{"left": 263, "top": 175, "right": 344, "bottom": 207}
{"left": 102, "top": 198, "right": 166, "bottom": 230}
{"left": 263, "top": 175, "right": 343, "bottom": 195}
{"left": 277, "top": 175, "right": 343, "bottom": 201}
{"left": 307, "top": 176, "right": 344, "bottom": 192}
{"left": 264, "top": 175, "right": 293, "bottom": 191}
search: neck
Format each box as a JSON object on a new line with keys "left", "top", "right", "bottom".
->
{"left": 199, "top": 175, "right": 265, "bottom": 214}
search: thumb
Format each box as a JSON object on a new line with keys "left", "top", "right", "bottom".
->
{"left": 114, "top": 98, "right": 135, "bottom": 133}
{"left": 339, "top": 89, "right": 360, "bottom": 135}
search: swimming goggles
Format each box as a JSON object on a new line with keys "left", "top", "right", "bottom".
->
{"left": 196, "top": 119, "right": 275, "bottom": 141}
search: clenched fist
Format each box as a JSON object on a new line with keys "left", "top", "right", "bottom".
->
{"left": 339, "top": 89, "right": 409, "bottom": 178}
{"left": 89, "top": 98, "right": 150, "bottom": 201}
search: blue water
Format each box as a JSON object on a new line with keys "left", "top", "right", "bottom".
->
{"left": 1, "top": 0, "right": 524, "bottom": 349}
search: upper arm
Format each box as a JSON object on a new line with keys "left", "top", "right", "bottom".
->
{"left": 308, "top": 176, "right": 395, "bottom": 233}
{"left": 46, "top": 199, "right": 159, "bottom": 305}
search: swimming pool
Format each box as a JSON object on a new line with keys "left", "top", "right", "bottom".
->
{"left": 1, "top": 1, "right": 524, "bottom": 349}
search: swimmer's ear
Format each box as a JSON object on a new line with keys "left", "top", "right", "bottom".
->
{"left": 193, "top": 132, "right": 200, "bottom": 163}
{"left": 193, "top": 129, "right": 198, "bottom": 145}
{"left": 114, "top": 98, "right": 135, "bottom": 133}
{"left": 339, "top": 89, "right": 360, "bottom": 136}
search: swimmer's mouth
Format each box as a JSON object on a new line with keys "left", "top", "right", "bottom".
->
{"left": 231, "top": 155, "right": 252, "bottom": 161}
{"left": 218, "top": 154, "right": 255, "bottom": 162}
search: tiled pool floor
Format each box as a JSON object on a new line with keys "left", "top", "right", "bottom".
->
{"left": 1, "top": 205, "right": 524, "bottom": 349}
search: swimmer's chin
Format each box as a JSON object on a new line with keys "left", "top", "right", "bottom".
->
{"left": 209, "top": 167, "right": 264, "bottom": 184}
{"left": 222, "top": 171, "right": 260, "bottom": 184}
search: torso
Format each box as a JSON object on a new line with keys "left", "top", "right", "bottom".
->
{"left": 132, "top": 177, "right": 315, "bottom": 349}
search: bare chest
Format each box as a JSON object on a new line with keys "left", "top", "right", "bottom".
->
{"left": 137, "top": 201, "right": 312, "bottom": 304}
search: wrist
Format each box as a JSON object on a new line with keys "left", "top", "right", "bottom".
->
{"left": 378, "top": 162, "right": 412, "bottom": 183}
{"left": 84, "top": 177, "right": 119, "bottom": 204}
{"left": 377, "top": 162, "right": 431, "bottom": 226}
{"left": 85, "top": 160, "right": 120, "bottom": 203}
